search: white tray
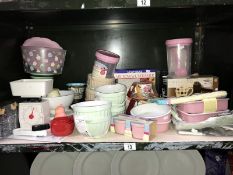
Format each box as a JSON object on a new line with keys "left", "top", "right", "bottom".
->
{"left": 10, "top": 79, "right": 53, "bottom": 98}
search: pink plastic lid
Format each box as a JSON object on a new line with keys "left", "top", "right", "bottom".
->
{"left": 165, "top": 38, "right": 193, "bottom": 46}
{"left": 96, "top": 49, "right": 120, "bottom": 64}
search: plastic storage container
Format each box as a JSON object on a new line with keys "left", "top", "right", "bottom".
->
{"left": 92, "top": 49, "right": 120, "bottom": 78}
{"left": 165, "top": 38, "right": 192, "bottom": 78}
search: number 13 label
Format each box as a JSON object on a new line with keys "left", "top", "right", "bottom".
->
{"left": 124, "top": 143, "right": 136, "bottom": 151}
{"left": 137, "top": 0, "right": 150, "bottom": 7}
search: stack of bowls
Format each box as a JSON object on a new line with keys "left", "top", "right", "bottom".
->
{"left": 71, "top": 101, "right": 112, "bottom": 138}
{"left": 130, "top": 103, "right": 171, "bottom": 133}
{"left": 95, "top": 84, "right": 127, "bottom": 116}
{"left": 85, "top": 74, "right": 115, "bottom": 101}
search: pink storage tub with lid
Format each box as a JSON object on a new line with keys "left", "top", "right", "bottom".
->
{"left": 177, "top": 108, "right": 228, "bottom": 123}
{"left": 177, "top": 98, "right": 229, "bottom": 114}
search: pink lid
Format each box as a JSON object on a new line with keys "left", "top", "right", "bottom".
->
{"left": 165, "top": 38, "right": 193, "bottom": 46}
{"left": 96, "top": 49, "right": 120, "bottom": 64}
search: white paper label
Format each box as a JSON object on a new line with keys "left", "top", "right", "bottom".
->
{"left": 137, "top": 0, "right": 150, "bottom": 7}
{"left": 124, "top": 143, "right": 136, "bottom": 151}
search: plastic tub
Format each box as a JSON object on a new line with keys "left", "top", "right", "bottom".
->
{"left": 21, "top": 46, "right": 66, "bottom": 76}
{"left": 92, "top": 49, "right": 120, "bottom": 78}
{"left": 114, "top": 119, "right": 125, "bottom": 135}
{"left": 165, "top": 38, "right": 192, "bottom": 78}
{"left": 177, "top": 98, "right": 229, "bottom": 114}
{"left": 156, "top": 120, "right": 171, "bottom": 133}
{"left": 177, "top": 108, "right": 227, "bottom": 123}
{"left": 131, "top": 122, "right": 144, "bottom": 139}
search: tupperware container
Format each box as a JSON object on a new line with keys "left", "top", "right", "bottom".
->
{"left": 92, "top": 49, "right": 120, "bottom": 78}
{"left": 156, "top": 120, "right": 171, "bottom": 133}
{"left": 177, "top": 98, "right": 229, "bottom": 114}
{"left": 177, "top": 108, "right": 228, "bottom": 123}
{"left": 22, "top": 46, "right": 66, "bottom": 76}
{"left": 131, "top": 122, "right": 144, "bottom": 139}
{"left": 114, "top": 119, "right": 126, "bottom": 135}
{"left": 165, "top": 38, "right": 192, "bottom": 78}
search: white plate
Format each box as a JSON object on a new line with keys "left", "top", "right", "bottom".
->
{"left": 73, "top": 151, "right": 115, "bottom": 175}
{"left": 157, "top": 150, "right": 205, "bottom": 175}
{"left": 111, "top": 151, "right": 160, "bottom": 175}
{"left": 30, "top": 152, "right": 79, "bottom": 175}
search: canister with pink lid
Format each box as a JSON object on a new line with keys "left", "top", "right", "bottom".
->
{"left": 165, "top": 38, "right": 192, "bottom": 78}
{"left": 92, "top": 49, "right": 120, "bottom": 78}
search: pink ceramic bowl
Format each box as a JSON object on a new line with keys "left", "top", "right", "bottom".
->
{"left": 114, "top": 119, "right": 126, "bottom": 135}
{"left": 156, "top": 120, "right": 171, "bottom": 133}
{"left": 131, "top": 122, "right": 144, "bottom": 140}
{"left": 177, "top": 98, "right": 229, "bottom": 114}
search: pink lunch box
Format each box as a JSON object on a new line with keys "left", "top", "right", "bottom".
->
{"left": 177, "top": 108, "right": 229, "bottom": 123}
{"left": 177, "top": 98, "right": 229, "bottom": 114}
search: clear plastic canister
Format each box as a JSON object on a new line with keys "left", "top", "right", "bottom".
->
{"left": 165, "top": 38, "right": 192, "bottom": 78}
{"left": 92, "top": 49, "right": 120, "bottom": 78}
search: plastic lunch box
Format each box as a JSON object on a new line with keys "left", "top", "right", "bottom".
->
{"left": 177, "top": 98, "right": 229, "bottom": 114}
{"left": 177, "top": 108, "right": 229, "bottom": 123}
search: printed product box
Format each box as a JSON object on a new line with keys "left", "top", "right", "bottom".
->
{"left": 114, "top": 69, "right": 157, "bottom": 92}
{"left": 163, "top": 75, "right": 219, "bottom": 97}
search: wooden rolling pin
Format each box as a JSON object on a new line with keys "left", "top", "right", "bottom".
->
{"left": 154, "top": 91, "right": 227, "bottom": 105}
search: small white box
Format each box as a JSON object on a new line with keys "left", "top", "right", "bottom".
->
{"left": 10, "top": 79, "right": 53, "bottom": 98}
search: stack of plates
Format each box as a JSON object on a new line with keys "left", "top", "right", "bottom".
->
{"left": 30, "top": 150, "right": 206, "bottom": 175}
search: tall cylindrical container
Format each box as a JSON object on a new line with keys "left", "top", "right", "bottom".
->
{"left": 165, "top": 38, "right": 192, "bottom": 78}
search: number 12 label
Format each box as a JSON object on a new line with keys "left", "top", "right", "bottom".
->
{"left": 137, "top": 0, "right": 150, "bottom": 7}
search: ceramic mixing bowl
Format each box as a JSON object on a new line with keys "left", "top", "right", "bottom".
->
{"left": 42, "top": 90, "right": 74, "bottom": 111}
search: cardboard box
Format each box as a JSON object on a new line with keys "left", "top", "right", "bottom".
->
{"left": 110, "top": 114, "right": 156, "bottom": 141}
{"left": 114, "top": 69, "right": 156, "bottom": 92}
{"left": 163, "top": 76, "right": 219, "bottom": 97}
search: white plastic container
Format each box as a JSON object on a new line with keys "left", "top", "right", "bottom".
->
{"left": 10, "top": 79, "right": 53, "bottom": 98}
